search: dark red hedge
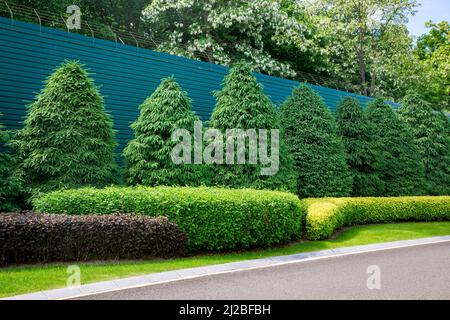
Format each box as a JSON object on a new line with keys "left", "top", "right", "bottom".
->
{"left": 0, "top": 212, "right": 187, "bottom": 266}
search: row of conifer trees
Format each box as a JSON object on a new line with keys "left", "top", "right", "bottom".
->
{"left": 1, "top": 60, "right": 449, "bottom": 210}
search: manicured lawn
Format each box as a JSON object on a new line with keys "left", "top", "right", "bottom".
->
{"left": 1, "top": 221, "right": 450, "bottom": 298}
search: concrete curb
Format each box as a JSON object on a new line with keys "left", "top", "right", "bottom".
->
{"left": 4, "top": 235, "right": 450, "bottom": 300}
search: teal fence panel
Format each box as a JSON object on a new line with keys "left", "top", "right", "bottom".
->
{"left": 0, "top": 17, "right": 395, "bottom": 156}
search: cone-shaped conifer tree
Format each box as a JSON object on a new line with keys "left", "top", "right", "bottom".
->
{"left": 366, "top": 98, "right": 426, "bottom": 195}
{"left": 336, "top": 97, "right": 384, "bottom": 196}
{"left": 209, "top": 63, "right": 296, "bottom": 191}
{"left": 13, "top": 61, "right": 117, "bottom": 196}
{"left": 281, "top": 85, "right": 352, "bottom": 197}
{"left": 124, "top": 77, "right": 208, "bottom": 186}
{"left": 398, "top": 93, "right": 450, "bottom": 195}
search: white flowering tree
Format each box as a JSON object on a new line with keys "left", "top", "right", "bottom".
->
{"left": 141, "top": 0, "right": 307, "bottom": 76}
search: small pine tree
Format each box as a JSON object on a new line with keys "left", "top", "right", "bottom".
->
{"left": 13, "top": 61, "right": 117, "bottom": 196}
{"left": 281, "top": 85, "right": 352, "bottom": 198}
{"left": 124, "top": 77, "right": 207, "bottom": 186}
{"left": 0, "top": 115, "right": 22, "bottom": 211}
{"left": 336, "top": 97, "right": 384, "bottom": 196}
{"left": 366, "top": 98, "right": 426, "bottom": 196}
{"left": 398, "top": 93, "right": 450, "bottom": 195}
{"left": 209, "top": 62, "right": 296, "bottom": 191}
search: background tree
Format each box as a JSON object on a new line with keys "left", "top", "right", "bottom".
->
{"left": 398, "top": 93, "right": 450, "bottom": 195}
{"left": 416, "top": 21, "right": 449, "bottom": 59}
{"left": 303, "top": 0, "right": 418, "bottom": 96}
{"left": 12, "top": 61, "right": 117, "bottom": 197}
{"left": 209, "top": 62, "right": 297, "bottom": 191}
{"left": 375, "top": 21, "right": 449, "bottom": 111}
{"left": 14, "top": 0, "right": 448, "bottom": 110}
{"left": 123, "top": 77, "right": 208, "bottom": 187}
{"left": 414, "top": 21, "right": 450, "bottom": 111}
{"left": 335, "top": 97, "right": 384, "bottom": 196}
{"left": 264, "top": 0, "right": 333, "bottom": 79}
{"left": 281, "top": 85, "right": 352, "bottom": 198}
{"left": 140, "top": 0, "right": 307, "bottom": 77}
{"left": 366, "top": 98, "right": 426, "bottom": 195}
{"left": 0, "top": 114, "right": 22, "bottom": 211}
{"left": 14, "top": 0, "right": 148, "bottom": 32}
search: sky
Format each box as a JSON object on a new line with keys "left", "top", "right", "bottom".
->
{"left": 407, "top": 0, "right": 450, "bottom": 37}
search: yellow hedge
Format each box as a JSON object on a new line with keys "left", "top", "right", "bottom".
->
{"left": 304, "top": 196, "right": 450, "bottom": 240}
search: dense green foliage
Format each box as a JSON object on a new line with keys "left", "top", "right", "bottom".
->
{"left": 0, "top": 213, "right": 187, "bottom": 266}
{"left": 123, "top": 77, "right": 207, "bottom": 187}
{"left": 335, "top": 97, "right": 384, "bottom": 196}
{"left": 14, "top": 1, "right": 448, "bottom": 110}
{"left": 304, "top": 196, "right": 450, "bottom": 240}
{"left": 281, "top": 85, "right": 352, "bottom": 197}
{"left": 15, "top": 0, "right": 148, "bottom": 32}
{"left": 414, "top": 21, "right": 450, "bottom": 111}
{"left": 141, "top": 0, "right": 304, "bottom": 76}
{"left": 12, "top": 61, "right": 118, "bottom": 197}
{"left": 0, "top": 115, "right": 22, "bottom": 211}
{"left": 366, "top": 98, "right": 426, "bottom": 195}
{"left": 209, "top": 63, "right": 296, "bottom": 191}
{"left": 416, "top": 21, "right": 449, "bottom": 59}
{"left": 33, "top": 186, "right": 306, "bottom": 251}
{"left": 398, "top": 93, "right": 450, "bottom": 195}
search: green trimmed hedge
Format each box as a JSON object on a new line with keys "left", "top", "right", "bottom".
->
{"left": 34, "top": 186, "right": 305, "bottom": 251}
{"left": 305, "top": 196, "right": 450, "bottom": 240}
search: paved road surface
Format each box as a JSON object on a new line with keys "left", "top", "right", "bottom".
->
{"left": 74, "top": 241, "right": 450, "bottom": 300}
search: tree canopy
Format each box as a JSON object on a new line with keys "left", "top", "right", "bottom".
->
{"left": 398, "top": 93, "right": 450, "bottom": 195}
{"left": 366, "top": 98, "right": 426, "bottom": 195}
{"left": 123, "top": 77, "right": 208, "bottom": 187}
{"left": 141, "top": 0, "right": 306, "bottom": 77}
{"left": 281, "top": 85, "right": 352, "bottom": 197}
{"left": 15, "top": 0, "right": 449, "bottom": 110}
{"left": 209, "top": 62, "right": 297, "bottom": 191}
{"left": 12, "top": 61, "right": 118, "bottom": 197}
{"left": 0, "top": 114, "right": 22, "bottom": 211}
{"left": 335, "top": 97, "right": 384, "bottom": 196}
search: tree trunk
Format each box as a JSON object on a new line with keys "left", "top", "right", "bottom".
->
{"left": 203, "top": 11, "right": 214, "bottom": 64}
{"left": 358, "top": 43, "right": 367, "bottom": 96}
{"left": 356, "top": 1, "right": 368, "bottom": 96}
{"left": 370, "top": 69, "right": 376, "bottom": 96}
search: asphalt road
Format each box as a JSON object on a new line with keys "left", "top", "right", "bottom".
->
{"left": 74, "top": 241, "right": 450, "bottom": 300}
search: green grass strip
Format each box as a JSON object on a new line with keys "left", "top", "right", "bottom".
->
{"left": 1, "top": 221, "right": 450, "bottom": 298}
